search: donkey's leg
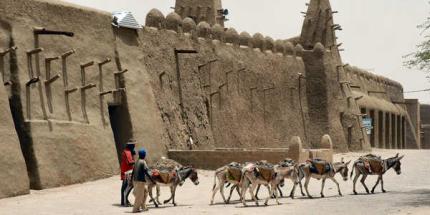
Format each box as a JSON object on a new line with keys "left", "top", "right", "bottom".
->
{"left": 226, "top": 184, "right": 235, "bottom": 203}
{"left": 299, "top": 181, "right": 305, "bottom": 196}
{"left": 220, "top": 181, "right": 228, "bottom": 203}
{"left": 330, "top": 177, "right": 342, "bottom": 196}
{"left": 210, "top": 179, "right": 221, "bottom": 205}
{"left": 264, "top": 184, "right": 273, "bottom": 206}
{"left": 156, "top": 184, "right": 162, "bottom": 205}
{"left": 278, "top": 184, "right": 284, "bottom": 198}
{"left": 249, "top": 183, "right": 259, "bottom": 206}
{"left": 163, "top": 186, "right": 174, "bottom": 204}
{"left": 290, "top": 180, "right": 297, "bottom": 199}
{"left": 255, "top": 184, "right": 261, "bottom": 200}
{"left": 360, "top": 174, "right": 370, "bottom": 194}
{"left": 320, "top": 178, "right": 326, "bottom": 198}
{"left": 148, "top": 184, "right": 159, "bottom": 208}
{"left": 353, "top": 171, "right": 360, "bottom": 195}
{"left": 304, "top": 176, "right": 313, "bottom": 199}
{"left": 371, "top": 175, "right": 381, "bottom": 194}
{"left": 380, "top": 175, "right": 386, "bottom": 193}
{"left": 265, "top": 184, "right": 272, "bottom": 198}
{"left": 240, "top": 180, "right": 249, "bottom": 206}
{"left": 236, "top": 184, "right": 242, "bottom": 200}
{"left": 172, "top": 185, "right": 177, "bottom": 206}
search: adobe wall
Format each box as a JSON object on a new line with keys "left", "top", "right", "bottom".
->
{"left": 0, "top": 0, "right": 120, "bottom": 189}
{"left": 344, "top": 66, "right": 419, "bottom": 149}
{"left": 300, "top": 0, "right": 369, "bottom": 152}
{"left": 139, "top": 12, "right": 310, "bottom": 150}
{"left": 421, "top": 104, "right": 430, "bottom": 149}
{"left": 175, "top": 0, "right": 224, "bottom": 26}
{"left": 0, "top": 74, "right": 29, "bottom": 197}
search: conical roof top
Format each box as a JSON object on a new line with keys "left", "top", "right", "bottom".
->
{"left": 112, "top": 11, "right": 142, "bottom": 29}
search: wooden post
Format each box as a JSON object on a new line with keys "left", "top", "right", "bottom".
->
{"left": 97, "top": 58, "right": 111, "bottom": 126}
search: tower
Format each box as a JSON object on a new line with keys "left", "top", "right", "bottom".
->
{"left": 300, "top": 0, "right": 369, "bottom": 150}
{"left": 175, "top": 0, "right": 226, "bottom": 26}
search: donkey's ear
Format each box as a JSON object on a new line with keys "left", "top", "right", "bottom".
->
{"left": 341, "top": 157, "right": 344, "bottom": 163}
{"left": 398, "top": 155, "right": 404, "bottom": 160}
{"left": 395, "top": 153, "right": 399, "bottom": 158}
{"left": 345, "top": 160, "right": 351, "bottom": 165}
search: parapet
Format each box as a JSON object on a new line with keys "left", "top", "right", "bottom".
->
{"left": 165, "top": 12, "right": 182, "bottom": 32}
{"left": 225, "top": 28, "right": 239, "bottom": 45}
{"left": 345, "top": 65, "right": 404, "bottom": 91}
{"left": 145, "top": 8, "right": 165, "bottom": 29}
{"left": 142, "top": 9, "right": 301, "bottom": 58}
{"left": 251, "top": 33, "right": 265, "bottom": 50}
{"left": 264, "top": 36, "right": 274, "bottom": 52}
{"left": 211, "top": 24, "right": 224, "bottom": 41}
{"left": 239, "top": 31, "right": 252, "bottom": 47}
{"left": 197, "top": 21, "right": 211, "bottom": 38}
{"left": 182, "top": 17, "right": 197, "bottom": 33}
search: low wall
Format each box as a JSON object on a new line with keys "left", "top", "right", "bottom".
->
{"left": 168, "top": 148, "right": 290, "bottom": 169}
{"left": 168, "top": 146, "right": 333, "bottom": 169}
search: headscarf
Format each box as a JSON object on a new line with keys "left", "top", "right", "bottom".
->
{"left": 126, "top": 139, "right": 136, "bottom": 155}
{"left": 138, "top": 148, "right": 146, "bottom": 159}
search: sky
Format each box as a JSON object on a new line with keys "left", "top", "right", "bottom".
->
{"left": 63, "top": 0, "right": 430, "bottom": 103}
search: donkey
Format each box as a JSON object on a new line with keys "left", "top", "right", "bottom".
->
{"left": 240, "top": 163, "right": 297, "bottom": 206}
{"left": 351, "top": 153, "right": 404, "bottom": 194}
{"left": 297, "top": 158, "right": 350, "bottom": 198}
{"left": 147, "top": 166, "right": 199, "bottom": 206}
{"left": 255, "top": 158, "right": 304, "bottom": 199}
{"left": 210, "top": 162, "right": 243, "bottom": 205}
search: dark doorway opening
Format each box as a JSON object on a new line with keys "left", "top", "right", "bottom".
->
{"left": 108, "top": 104, "right": 133, "bottom": 164}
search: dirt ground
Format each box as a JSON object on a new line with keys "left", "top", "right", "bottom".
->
{"left": 0, "top": 149, "right": 429, "bottom": 215}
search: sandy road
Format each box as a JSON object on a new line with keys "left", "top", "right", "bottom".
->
{"left": 0, "top": 149, "right": 429, "bottom": 215}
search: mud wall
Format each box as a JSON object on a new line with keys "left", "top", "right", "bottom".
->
{"left": 345, "top": 66, "right": 418, "bottom": 149}
{"left": 0, "top": 0, "right": 121, "bottom": 189}
{"left": 139, "top": 11, "right": 310, "bottom": 150}
{"left": 421, "top": 104, "right": 430, "bottom": 149}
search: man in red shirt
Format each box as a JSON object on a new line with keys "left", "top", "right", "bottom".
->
{"left": 121, "top": 139, "right": 136, "bottom": 206}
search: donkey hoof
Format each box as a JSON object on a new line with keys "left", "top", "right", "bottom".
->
{"left": 173, "top": 203, "right": 177, "bottom": 207}
{"left": 321, "top": 194, "right": 325, "bottom": 198}
{"left": 308, "top": 196, "right": 313, "bottom": 199}
{"left": 353, "top": 191, "right": 357, "bottom": 195}
{"left": 339, "top": 193, "right": 343, "bottom": 197}
{"left": 382, "top": 190, "right": 386, "bottom": 193}
{"left": 264, "top": 202, "right": 268, "bottom": 206}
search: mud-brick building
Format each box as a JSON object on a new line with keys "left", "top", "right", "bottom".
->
{"left": 0, "top": 0, "right": 425, "bottom": 198}
{"left": 420, "top": 104, "right": 430, "bottom": 149}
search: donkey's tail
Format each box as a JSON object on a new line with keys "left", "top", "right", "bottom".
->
{"left": 212, "top": 172, "right": 217, "bottom": 191}
{"left": 350, "top": 162, "right": 355, "bottom": 179}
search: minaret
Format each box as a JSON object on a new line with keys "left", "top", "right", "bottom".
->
{"left": 300, "top": 0, "right": 340, "bottom": 55}
{"left": 300, "top": 0, "right": 370, "bottom": 150}
{"left": 175, "top": 0, "right": 226, "bottom": 26}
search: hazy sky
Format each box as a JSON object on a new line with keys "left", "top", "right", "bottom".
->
{"left": 63, "top": 0, "right": 430, "bottom": 103}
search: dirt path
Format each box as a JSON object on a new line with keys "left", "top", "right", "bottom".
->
{"left": 0, "top": 149, "right": 429, "bottom": 215}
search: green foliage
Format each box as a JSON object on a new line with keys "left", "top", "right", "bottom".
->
{"left": 405, "top": 12, "right": 430, "bottom": 73}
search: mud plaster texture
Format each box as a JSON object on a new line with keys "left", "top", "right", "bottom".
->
{"left": 0, "top": 0, "right": 420, "bottom": 199}
{"left": 420, "top": 104, "right": 430, "bottom": 149}
{"left": 0, "top": 75, "right": 29, "bottom": 198}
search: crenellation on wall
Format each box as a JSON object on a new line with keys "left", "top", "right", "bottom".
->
{"left": 0, "top": 0, "right": 424, "bottom": 199}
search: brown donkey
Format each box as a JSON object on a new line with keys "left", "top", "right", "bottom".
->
{"left": 351, "top": 153, "right": 404, "bottom": 194}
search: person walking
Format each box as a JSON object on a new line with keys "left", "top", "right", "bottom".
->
{"left": 120, "top": 139, "right": 136, "bottom": 206}
{"left": 132, "top": 148, "right": 153, "bottom": 213}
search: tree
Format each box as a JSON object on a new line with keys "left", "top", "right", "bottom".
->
{"left": 405, "top": 13, "right": 430, "bottom": 74}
